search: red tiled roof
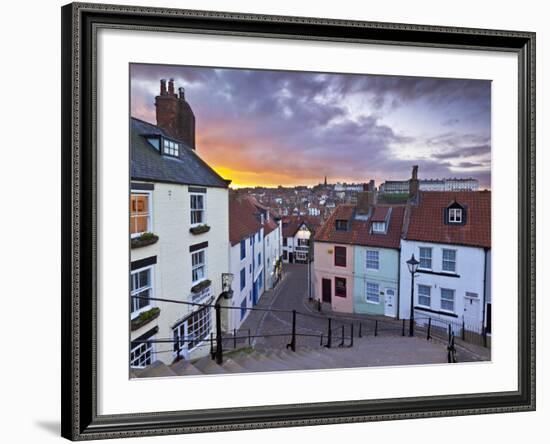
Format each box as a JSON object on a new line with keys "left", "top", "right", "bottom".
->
{"left": 314, "top": 204, "right": 404, "bottom": 249}
{"left": 405, "top": 191, "right": 491, "bottom": 248}
{"left": 371, "top": 206, "right": 389, "bottom": 222}
{"left": 229, "top": 194, "right": 261, "bottom": 246}
{"left": 263, "top": 218, "right": 279, "bottom": 236}
{"left": 281, "top": 215, "right": 322, "bottom": 238}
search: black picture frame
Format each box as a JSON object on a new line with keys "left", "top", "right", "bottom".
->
{"left": 61, "top": 2, "right": 536, "bottom": 440}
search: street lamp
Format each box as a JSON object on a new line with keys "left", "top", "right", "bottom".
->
{"left": 406, "top": 254, "right": 420, "bottom": 337}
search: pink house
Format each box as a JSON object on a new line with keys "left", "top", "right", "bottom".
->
{"left": 313, "top": 205, "right": 355, "bottom": 313}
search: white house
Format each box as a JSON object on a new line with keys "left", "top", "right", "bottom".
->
{"left": 130, "top": 79, "right": 230, "bottom": 368}
{"left": 227, "top": 194, "right": 267, "bottom": 331}
{"left": 399, "top": 191, "right": 491, "bottom": 336}
{"left": 282, "top": 216, "right": 321, "bottom": 264}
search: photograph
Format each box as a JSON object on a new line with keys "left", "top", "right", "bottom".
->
{"left": 128, "top": 64, "right": 492, "bottom": 378}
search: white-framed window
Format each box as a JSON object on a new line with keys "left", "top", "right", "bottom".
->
{"left": 297, "top": 238, "right": 309, "bottom": 247}
{"left": 442, "top": 249, "right": 457, "bottom": 273}
{"left": 130, "top": 192, "right": 151, "bottom": 237}
{"left": 173, "top": 306, "right": 212, "bottom": 353}
{"left": 190, "top": 193, "right": 205, "bottom": 225}
{"left": 418, "top": 284, "right": 431, "bottom": 307}
{"left": 191, "top": 249, "right": 206, "bottom": 283}
{"left": 419, "top": 247, "right": 432, "bottom": 269}
{"left": 448, "top": 208, "right": 462, "bottom": 223}
{"left": 296, "top": 251, "right": 307, "bottom": 261}
{"left": 372, "top": 221, "right": 386, "bottom": 233}
{"left": 440, "top": 288, "right": 455, "bottom": 312}
{"left": 366, "top": 282, "right": 380, "bottom": 303}
{"left": 162, "top": 138, "right": 179, "bottom": 157}
{"left": 130, "top": 340, "right": 154, "bottom": 368}
{"left": 131, "top": 266, "right": 153, "bottom": 318}
{"left": 366, "top": 250, "right": 379, "bottom": 270}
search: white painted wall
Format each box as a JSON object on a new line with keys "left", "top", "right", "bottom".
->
{"left": 264, "top": 222, "right": 282, "bottom": 289}
{"left": 399, "top": 239, "right": 488, "bottom": 333}
{"left": 228, "top": 237, "right": 254, "bottom": 331}
{"left": 131, "top": 182, "right": 229, "bottom": 363}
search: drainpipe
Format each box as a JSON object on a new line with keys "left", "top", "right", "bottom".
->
{"left": 397, "top": 247, "right": 401, "bottom": 320}
{"left": 482, "top": 248, "right": 488, "bottom": 332}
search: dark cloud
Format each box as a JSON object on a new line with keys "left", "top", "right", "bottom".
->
{"left": 130, "top": 64, "right": 491, "bottom": 188}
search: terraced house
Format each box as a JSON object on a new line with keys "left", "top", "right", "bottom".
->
{"left": 399, "top": 191, "right": 491, "bottom": 336}
{"left": 313, "top": 196, "right": 404, "bottom": 317}
{"left": 130, "top": 79, "right": 230, "bottom": 368}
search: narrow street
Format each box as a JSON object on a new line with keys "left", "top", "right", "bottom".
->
{"left": 235, "top": 263, "right": 490, "bottom": 365}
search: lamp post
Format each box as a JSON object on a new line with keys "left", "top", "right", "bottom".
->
{"left": 406, "top": 254, "right": 420, "bottom": 337}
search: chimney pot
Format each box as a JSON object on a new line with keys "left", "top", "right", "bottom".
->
{"left": 178, "top": 87, "right": 185, "bottom": 100}
{"left": 160, "top": 79, "right": 167, "bottom": 96}
{"left": 168, "top": 78, "right": 175, "bottom": 95}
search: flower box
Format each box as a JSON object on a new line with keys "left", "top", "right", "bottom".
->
{"left": 131, "top": 232, "right": 159, "bottom": 249}
{"left": 131, "top": 307, "right": 160, "bottom": 331}
{"left": 189, "top": 224, "right": 211, "bottom": 235}
{"left": 191, "top": 279, "right": 211, "bottom": 294}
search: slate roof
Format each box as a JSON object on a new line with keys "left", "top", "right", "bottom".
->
{"left": 314, "top": 204, "right": 405, "bottom": 250}
{"left": 131, "top": 117, "right": 228, "bottom": 188}
{"left": 281, "top": 215, "right": 322, "bottom": 238}
{"left": 229, "top": 194, "right": 262, "bottom": 246}
{"left": 404, "top": 191, "right": 491, "bottom": 248}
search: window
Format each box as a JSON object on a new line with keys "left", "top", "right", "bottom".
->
{"left": 190, "top": 194, "right": 205, "bottom": 225}
{"left": 191, "top": 250, "right": 206, "bottom": 283}
{"left": 259, "top": 271, "right": 263, "bottom": 289}
{"left": 296, "top": 251, "right": 307, "bottom": 261}
{"left": 441, "top": 288, "right": 455, "bottom": 312}
{"left": 448, "top": 208, "right": 462, "bottom": 223}
{"left": 366, "top": 282, "right": 380, "bottom": 303}
{"left": 283, "top": 238, "right": 288, "bottom": 247}
{"left": 240, "top": 298, "right": 247, "bottom": 320}
{"left": 419, "top": 247, "right": 432, "bottom": 269}
{"left": 372, "top": 222, "right": 386, "bottom": 233}
{"left": 240, "top": 240, "right": 246, "bottom": 260}
{"left": 130, "top": 193, "right": 150, "bottom": 236}
{"left": 240, "top": 268, "right": 246, "bottom": 291}
{"left": 250, "top": 236, "right": 253, "bottom": 245}
{"left": 366, "top": 250, "right": 379, "bottom": 270}
{"left": 173, "top": 306, "right": 212, "bottom": 352}
{"left": 283, "top": 250, "right": 288, "bottom": 260}
{"left": 130, "top": 340, "right": 154, "bottom": 368}
{"left": 257, "top": 252, "right": 262, "bottom": 267}
{"left": 335, "top": 277, "right": 347, "bottom": 298}
{"left": 131, "top": 267, "right": 152, "bottom": 316}
{"left": 249, "top": 264, "right": 252, "bottom": 274}
{"left": 335, "top": 219, "right": 348, "bottom": 231}
{"left": 334, "top": 246, "right": 347, "bottom": 267}
{"left": 162, "top": 138, "right": 179, "bottom": 157}
{"left": 298, "top": 238, "right": 309, "bottom": 247}
{"left": 418, "top": 284, "right": 431, "bottom": 307}
{"left": 442, "top": 249, "right": 457, "bottom": 273}
{"left": 257, "top": 232, "right": 261, "bottom": 242}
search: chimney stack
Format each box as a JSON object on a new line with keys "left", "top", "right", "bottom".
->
{"left": 409, "top": 165, "right": 419, "bottom": 199}
{"left": 155, "top": 78, "right": 196, "bottom": 150}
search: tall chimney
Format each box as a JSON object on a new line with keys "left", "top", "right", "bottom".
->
{"left": 168, "top": 78, "right": 175, "bottom": 96}
{"left": 155, "top": 78, "right": 196, "bottom": 150}
{"left": 409, "top": 165, "right": 419, "bottom": 199}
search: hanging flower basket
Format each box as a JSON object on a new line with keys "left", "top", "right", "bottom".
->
{"left": 189, "top": 224, "right": 211, "bottom": 235}
{"left": 191, "top": 279, "right": 211, "bottom": 294}
{"left": 131, "top": 232, "right": 159, "bottom": 249}
{"left": 131, "top": 307, "right": 160, "bottom": 331}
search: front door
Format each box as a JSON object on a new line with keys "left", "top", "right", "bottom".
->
{"left": 289, "top": 252, "right": 294, "bottom": 263}
{"left": 322, "top": 278, "right": 332, "bottom": 304}
{"left": 384, "top": 288, "right": 396, "bottom": 317}
{"left": 463, "top": 296, "right": 481, "bottom": 329}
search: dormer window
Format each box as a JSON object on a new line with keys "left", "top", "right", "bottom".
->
{"left": 335, "top": 219, "right": 348, "bottom": 231}
{"left": 372, "top": 221, "right": 386, "bottom": 233}
{"left": 446, "top": 201, "right": 466, "bottom": 225}
{"left": 163, "top": 138, "right": 180, "bottom": 157}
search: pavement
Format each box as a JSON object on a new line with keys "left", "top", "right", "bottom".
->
{"left": 233, "top": 263, "right": 490, "bottom": 364}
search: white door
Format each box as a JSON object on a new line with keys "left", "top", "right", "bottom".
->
{"left": 463, "top": 296, "right": 481, "bottom": 330}
{"left": 384, "top": 288, "right": 397, "bottom": 317}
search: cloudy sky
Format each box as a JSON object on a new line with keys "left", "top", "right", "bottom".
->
{"left": 130, "top": 64, "right": 491, "bottom": 189}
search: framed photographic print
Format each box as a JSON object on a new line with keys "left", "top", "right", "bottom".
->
{"left": 61, "top": 2, "right": 536, "bottom": 440}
